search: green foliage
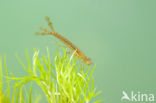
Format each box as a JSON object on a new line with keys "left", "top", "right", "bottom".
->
{"left": 0, "top": 48, "right": 102, "bottom": 103}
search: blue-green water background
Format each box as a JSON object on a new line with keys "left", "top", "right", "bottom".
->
{"left": 0, "top": 0, "right": 156, "bottom": 103}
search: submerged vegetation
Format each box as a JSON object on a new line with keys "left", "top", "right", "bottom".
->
{"left": 0, "top": 48, "right": 102, "bottom": 103}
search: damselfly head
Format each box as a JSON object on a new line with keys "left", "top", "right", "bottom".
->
{"left": 84, "top": 58, "right": 92, "bottom": 65}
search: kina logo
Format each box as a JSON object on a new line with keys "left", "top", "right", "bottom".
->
{"left": 121, "top": 91, "right": 154, "bottom": 102}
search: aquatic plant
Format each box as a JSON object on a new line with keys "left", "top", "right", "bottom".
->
{"left": 0, "top": 48, "right": 102, "bottom": 103}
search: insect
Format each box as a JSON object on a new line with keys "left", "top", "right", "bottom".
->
{"left": 35, "top": 16, "right": 92, "bottom": 65}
